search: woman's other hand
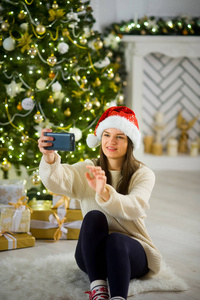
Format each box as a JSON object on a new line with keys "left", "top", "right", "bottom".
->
{"left": 85, "top": 165, "right": 110, "bottom": 201}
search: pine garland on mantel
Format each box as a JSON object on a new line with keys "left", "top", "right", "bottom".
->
{"left": 104, "top": 15, "right": 200, "bottom": 38}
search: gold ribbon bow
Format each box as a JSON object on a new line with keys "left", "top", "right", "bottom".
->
{"left": 0, "top": 230, "right": 13, "bottom": 237}
{"left": 53, "top": 195, "right": 70, "bottom": 211}
{"left": 9, "top": 196, "right": 33, "bottom": 213}
{"left": 53, "top": 212, "right": 67, "bottom": 242}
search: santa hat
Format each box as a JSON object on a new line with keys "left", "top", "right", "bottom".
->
{"left": 86, "top": 106, "right": 141, "bottom": 150}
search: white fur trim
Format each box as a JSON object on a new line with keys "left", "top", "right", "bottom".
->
{"left": 86, "top": 134, "right": 99, "bottom": 148}
{"left": 95, "top": 115, "right": 141, "bottom": 149}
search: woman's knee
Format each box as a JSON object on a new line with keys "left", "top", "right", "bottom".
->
{"left": 82, "top": 210, "right": 108, "bottom": 234}
{"left": 106, "top": 233, "right": 126, "bottom": 254}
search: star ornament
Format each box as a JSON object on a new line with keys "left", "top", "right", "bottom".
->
{"left": 17, "top": 32, "right": 33, "bottom": 53}
{"left": 6, "top": 81, "right": 25, "bottom": 98}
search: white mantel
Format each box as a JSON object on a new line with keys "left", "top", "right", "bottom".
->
{"left": 122, "top": 36, "right": 200, "bottom": 170}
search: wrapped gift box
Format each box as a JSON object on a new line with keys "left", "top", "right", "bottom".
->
{"left": 0, "top": 205, "right": 31, "bottom": 233}
{"left": 0, "top": 180, "right": 26, "bottom": 204}
{"left": 29, "top": 200, "right": 83, "bottom": 240}
{"left": 0, "top": 232, "right": 35, "bottom": 251}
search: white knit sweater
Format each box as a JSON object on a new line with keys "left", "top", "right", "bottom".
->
{"left": 39, "top": 153, "right": 162, "bottom": 275}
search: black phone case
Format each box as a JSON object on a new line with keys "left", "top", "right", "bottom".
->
{"left": 44, "top": 132, "right": 75, "bottom": 151}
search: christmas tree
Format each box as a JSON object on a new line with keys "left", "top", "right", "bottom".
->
{"left": 0, "top": 0, "right": 125, "bottom": 197}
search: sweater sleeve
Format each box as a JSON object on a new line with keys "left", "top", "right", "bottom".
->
{"left": 95, "top": 165, "right": 155, "bottom": 220}
{"left": 39, "top": 153, "right": 94, "bottom": 200}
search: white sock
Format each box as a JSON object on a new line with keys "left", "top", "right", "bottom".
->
{"left": 89, "top": 280, "right": 109, "bottom": 299}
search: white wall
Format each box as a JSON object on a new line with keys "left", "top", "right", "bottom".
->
{"left": 90, "top": 0, "right": 200, "bottom": 31}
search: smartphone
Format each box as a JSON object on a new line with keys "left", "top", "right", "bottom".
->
{"left": 44, "top": 132, "right": 75, "bottom": 151}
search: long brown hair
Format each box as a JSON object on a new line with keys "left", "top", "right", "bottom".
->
{"left": 95, "top": 137, "right": 141, "bottom": 195}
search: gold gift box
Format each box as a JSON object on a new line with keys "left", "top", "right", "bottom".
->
{"left": 0, "top": 233, "right": 35, "bottom": 251}
{"left": 0, "top": 205, "right": 31, "bottom": 233}
{"left": 30, "top": 201, "right": 83, "bottom": 240}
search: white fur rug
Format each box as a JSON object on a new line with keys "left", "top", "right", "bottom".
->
{"left": 0, "top": 253, "right": 188, "bottom": 300}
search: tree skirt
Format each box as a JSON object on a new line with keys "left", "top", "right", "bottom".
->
{"left": 0, "top": 253, "right": 188, "bottom": 300}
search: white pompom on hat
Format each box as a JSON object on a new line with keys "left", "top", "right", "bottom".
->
{"left": 86, "top": 106, "right": 141, "bottom": 150}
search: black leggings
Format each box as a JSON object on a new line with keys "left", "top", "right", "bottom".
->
{"left": 75, "top": 210, "right": 148, "bottom": 299}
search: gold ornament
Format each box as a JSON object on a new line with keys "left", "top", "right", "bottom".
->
{"left": 123, "top": 81, "right": 127, "bottom": 86}
{"left": 182, "top": 29, "right": 188, "bottom": 35}
{"left": 1, "top": 159, "right": 11, "bottom": 172}
{"left": 17, "top": 102, "right": 23, "bottom": 111}
{"left": 93, "top": 78, "right": 101, "bottom": 87}
{"left": 116, "top": 56, "right": 121, "bottom": 63}
{"left": 52, "top": 1, "right": 59, "bottom": 9}
{"left": 47, "top": 54, "right": 57, "bottom": 66}
{"left": 36, "top": 24, "right": 46, "bottom": 35}
{"left": 1, "top": 21, "right": 10, "bottom": 31}
{"left": 34, "top": 111, "right": 44, "bottom": 123}
{"left": 18, "top": 11, "right": 26, "bottom": 20}
{"left": 117, "top": 93, "right": 125, "bottom": 104}
{"left": 114, "top": 74, "right": 121, "bottom": 83}
{"left": 64, "top": 108, "right": 71, "bottom": 117}
{"left": 47, "top": 95, "right": 54, "bottom": 103}
{"left": 84, "top": 101, "right": 93, "bottom": 110}
{"left": 94, "top": 98, "right": 100, "bottom": 107}
{"left": 62, "top": 29, "right": 70, "bottom": 37}
{"left": 28, "top": 45, "right": 37, "bottom": 56}
{"left": 31, "top": 174, "right": 41, "bottom": 185}
{"left": 107, "top": 72, "right": 114, "bottom": 79}
{"left": 94, "top": 38, "right": 104, "bottom": 50}
{"left": 49, "top": 71, "right": 56, "bottom": 79}
{"left": 80, "top": 36, "right": 87, "bottom": 45}
{"left": 26, "top": 90, "right": 34, "bottom": 97}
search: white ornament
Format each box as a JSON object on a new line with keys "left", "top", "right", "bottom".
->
{"left": 69, "top": 127, "right": 82, "bottom": 141}
{"left": 3, "top": 36, "right": 16, "bottom": 51}
{"left": 53, "top": 91, "right": 65, "bottom": 101}
{"left": 20, "top": 23, "right": 28, "bottom": 32}
{"left": 52, "top": 81, "right": 62, "bottom": 92}
{"left": 21, "top": 97, "right": 35, "bottom": 110}
{"left": 88, "top": 40, "right": 96, "bottom": 50}
{"left": 94, "top": 57, "right": 110, "bottom": 68}
{"left": 83, "top": 26, "right": 91, "bottom": 38}
{"left": 104, "top": 33, "right": 120, "bottom": 50}
{"left": 67, "top": 12, "right": 80, "bottom": 22}
{"left": 36, "top": 78, "right": 46, "bottom": 90}
{"left": 58, "top": 42, "right": 69, "bottom": 54}
{"left": 6, "top": 81, "right": 25, "bottom": 98}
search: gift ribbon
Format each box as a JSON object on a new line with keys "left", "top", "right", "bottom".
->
{"left": 52, "top": 195, "right": 70, "bottom": 211}
{"left": 9, "top": 196, "right": 33, "bottom": 213}
{"left": 0, "top": 230, "right": 17, "bottom": 250}
{"left": 52, "top": 212, "right": 67, "bottom": 241}
{"left": 8, "top": 196, "right": 31, "bottom": 232}
{"left": 30, "top": 216, "right": 82, "bottom": 241}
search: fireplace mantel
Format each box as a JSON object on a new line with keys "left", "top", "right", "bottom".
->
{"left": 122, "top": 36, "right": 200, "bottom": 170}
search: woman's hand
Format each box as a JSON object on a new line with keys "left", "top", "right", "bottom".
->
{"left": 85, "top": 166, "right": 110, "bottom": 202}
{"left": 38, "top": 128, "right": 55, "bottom": 164}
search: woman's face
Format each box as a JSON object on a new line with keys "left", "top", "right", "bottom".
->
{"left": 101, "top": 128, "right": 128, "bottom": 161}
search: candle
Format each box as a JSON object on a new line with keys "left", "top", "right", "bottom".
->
{"left": 167, "top": 137, "right": 178, "bottom": 156}
{"left": 155, "top": 111, "right": 164, "bottom": 124}
{"left": 190, "top": 141, "right": 199, "bottom": 157}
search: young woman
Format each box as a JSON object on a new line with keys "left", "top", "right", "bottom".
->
{"left": 38, "top": 106, "right": 161, "bottom": 300}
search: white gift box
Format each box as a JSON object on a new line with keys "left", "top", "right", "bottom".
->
{"left": 0, "top": 180, "right": 26, "bottom": 204}
{"left": 0, "top": 204, "right": 31, "bottom": 233}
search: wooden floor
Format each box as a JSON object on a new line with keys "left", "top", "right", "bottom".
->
{"left": 1, "top": 170, "right": 200, "bottom": 300}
